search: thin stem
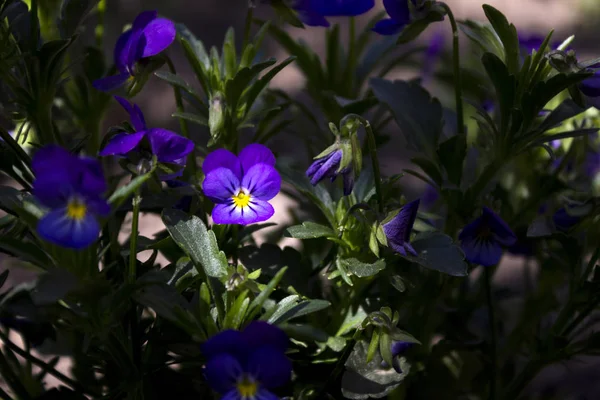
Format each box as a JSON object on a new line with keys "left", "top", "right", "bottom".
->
{"left": 357, "top": 116, "right": 384, "bottom": 213}
{"left": 440, "top": 2, "right": 465, "bottom": 137}
{"left": 129, "top": 191, "right": 141, "bottom": 284}
{"left": 243, "top": 5, "right": 254, "bottom": 49}
{"left": 484, "top": 267, "right": 498, "bottom": 400}
{"left": 95, "top": 0, "right": 106, "bottom": 48}
{"left": 0, "top": 330, "right": 95, "bottom": 396}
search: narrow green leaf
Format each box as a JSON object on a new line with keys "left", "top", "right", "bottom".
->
{"left": 341, "top": 258, "right": 386, "bottom": 278}
{"left": 246, "top": 267, "right": 288, "bottom": 321}
{"left": 286, "top": 222, "right": 336, "bottom": 239}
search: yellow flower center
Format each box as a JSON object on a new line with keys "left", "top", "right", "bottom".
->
{"left": 66, "top": 199, "right": 87, "bottom": 221}
{"left": 236, "top": 377, "right": 258, "bottom": 399}
{"left": 232, "top": 190, "right": 251, "bottom": 208}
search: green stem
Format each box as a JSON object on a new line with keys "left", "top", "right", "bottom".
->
{"left": 129, "top": 191, "right": 141, "bottom": 284}
{"left": 484, "top": 267, "right": 498, "bottom": 400}
{"left": 440, "top": 2, "right": 465, "bottom": 137}
{"left": 243, "top": 5, "right": 254, "bottom": 48}
{"left": 95, "top": 0, "right": 106, "bottom": 48}
{"left": 356, "top": 116, "right": 384, "bottom": 213}
{"left": 0, "top": 330, "right": 95, "bottom": 396}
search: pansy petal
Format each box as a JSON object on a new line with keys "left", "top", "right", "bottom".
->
{"left": 203, "top": 353, "right": 242, "bottom": 394}
{"left": 311, "top": 0, "right": 375, "bottom": 16}
{"left": 140, "top": 18, "right": 176, "bottom": 58}
{"left": 85, "top": 197, "right": 110, "bottom": 217}
{"left": 221, "top": 389, "right": 243, "bottom": 400}
{"left": 114, "top": 96, "right": 146, "bottom": 131}
{"left": 246, "top": 346, "right": 292, "bottom": 389}
{"left": 202, "top": 148, "right": 242, "bottom": 180}
{"left": 242, "top": 322, "right": 289, "bottom": 353}
{"left": 461, "top": 238, "right": 502, "bottom": 267}
{"left": 37, "top": 209, "right": 100, "bottom": 250}
{"left": 126, "top": 10, "right": 158, "bottom": 64}
{"left": 458, "top": 217, "right": 484, "bottom": 242}
{"left": 255, "top": 389, "right": 279, "bottom": 400}
{"left": 146, "top": 128, "right": 194, "bottom": 163}
{"left": 32, "top": 145, "right": 73, "bottom": 175}
{"left": 99, "top": 131, "right": 145, "bottom": 156}
{"left": 203, "top": 168, "right": 240, "bottom": 203}
{"left": 92, "top": 72, "right": 131, "bottom": 92}
{"left": 383, "top": 0, "right": 411, "bottom": 24}
{"left": 201, "top": 330, "right": 245, "bottom": 360}
{"left": 212, "top": 199, "right": 274, "bottom": 225}
{"left": 75, "top": 157, "right": 108, "bottom": 195}
{"left": 114, "top": 29, "right": 133, "bottom": 72}
{"left": 242, "top": 164, "right": 281, "bottom": 201}
{"left": 299, "top": 10, "right": 330, "bottom": 27}
{"left": 482, "top": 207, "right": 517, "bottom": 246}
{"left": 307, "top": 150, "right": 342, "bottom": 185}
{"left": 343, "top": 170, "right": 354, "bottom": 196}
{"left": 383, "top": 199, "right": 420, "bottom": 244}
{"left": 580, "top": 73, "right": 600, "bottom": 97}
{"left": 238, "top": 143, "right": 276, "bottom": 173}
{"left": 372, "top": 18, "right": 404, "bottom": 35}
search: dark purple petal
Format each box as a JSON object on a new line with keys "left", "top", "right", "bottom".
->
{"left": 99, "top": 131, "right": 145, "bottom": 156}
{"left": 458, "top": 216, "right": 484, "bottom": 243}
{"left": 255, "top": 389, "right": 279, "bottom": 400}
{"left": 306, "top": 150, "right": 342, "bottom": 185}
{"left": 32, "top": 146, "right": 77, "bottom": 208}
{"left": 383, "top": 0, "right": 411, "bottom": 24}
{"left": 297, "top": 5, "right": 330, "bottom": 27}
{"left": 203, "top": 168, "right": 240, "bottom": 203}
{"left": 92, "top": 72, "right": 131, "bottom": 92}
{"left": 146, "top": 128, "right": 194, "bottom": 163}
{"left": 238, "top": 143, "right": 276, "bottom": 174}
{"left": 246, "top": 346, "right": 292, "bottom": 389}
{"left": 518, "top": 34, "right": 544, "bottom": 53}
{"left": 203, "top": 353, "right": 242, "bottom": 394}
{"left": 201, "top": 330, "right": 245, "bottom": 360}
{"left": 202, "top": 148, "right": 242, "bottom": 181}
{"left": 32, "top": 145, "right": 73, "bottom": 176}
{"left": 221, "top": 390, "right": 242, "bottom": 400}
{"left": 342, "top": 169, "right": 354, "bottom": 196}
{"left": 383, "top": 199, "right": 420, "bottom": 245}
{"left": 391, "top": 341, "right": 414, "bottom": 357}
{"left": 372, "top": 18, "right": 404, "bottom": 35}
{"left": 37, "top": 208, "right": 100, "bottom": 250}
{"left": 580, "top": 73, "right": 600, "bottom": 98}
{"left": 114, "top": 29, "right": 134, "bottom": 72}
{"left": 553, "top": 208, "right": 580, "bottom": 232}
{"left": 76, "top": 157, "right": 108, "bottom": 195}
{"left": 140, "top": 18, "right": 176, "bottom": 58}
{"left": 125, "top": 11, "right": 159, "bottom": 65}
{"left": 85, "top": 197, "right": 111, "bottom": 217}
{"left": 242, "top": 164, "right": 281, "bottom": 201}
{"left": 460, "top": 238, "right": 502, "bottom": 267}
{"left": 242, "top": 322, "right": 289, "bottom": 353}
{"left": 114, "top": 96, "right": 146, "bottom": 131}
{"left": 310, "top": 0, "right": 375, "bottom": 16}
{"left": 482, "top": 207, "right": 517, "bottom": 246}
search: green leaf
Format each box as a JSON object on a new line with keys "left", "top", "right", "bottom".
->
{"left": 244, "top": 57, "right": 296, "bottom": 112}
{"left": 396, "top": 4, "right": 446, "bottom": 44}
{"left": 341, "top": 258, "right": 386, "bottom": 278}
{"left": 529, "top": 128, "right": 599, "bottom": 148}
{"left": 482, "top": 4, "right": 520, "bottom": 74}
{"left": 459, "top": 20, "right": 505, "bottom": 60}
{"left": 172, "top": 111, "right": 208, "bottom": 126}
{"left": 482, "top": 52, "right": 516, "bottom": 135}
{"left": 379, "top": 332, "right": 393, "bottom": 366}
{"left": 536, "top": 99, "right": 588, "bottom": 133}
{"left": 411, "top": 156, "right": 443, "bottom": 186}
{"left": 222, "top": 27, "right": 237, "bottom": 79}
{"left": 405, "top": 232, "right": 468, "bottom": 276}
{"left": 154, "top": 71, "right": 204, "bottom": 104}
{"left": 285, "top": 222, "right": 336, "bottom": 239}
{"left": 223, "top": 290, "right": 250, "bottom": 330}
{"left": 59, "top": 0, "right": 99, "bottom": 38}
{"left": 370, "top": 78, "right": 443, "bottom": 158}
{"left": 162, "top": 209, "right": 228, "bottom": 278}
{"left": 246, "top": 267, "right": 288, "bottom": 321}
{"left": 108, "top": 172, "right": 153, "bottom": 209}
{"left": 437, "top": 135, "right": 466, "bottom": 186}
{"left": 366, "top": 329, "right": 380, "bottom": 363}
{"left": 0, "top": 237, "right": 53, "bottom": 268}
{"left": 176, "top": 23, "right": 211, "bottom": 93}
{"left": 265, "top": 295, "right": 330, "bottom": 325}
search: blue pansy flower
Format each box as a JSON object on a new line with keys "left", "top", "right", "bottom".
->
{"left": 294, "top": 0, "right": 375, "bottom": 27}
{"left": 579, "top": 71, "right": 600, "bottom": 109}
{"left": 32, "top": 146, "right": 110, "bottom": 249}
{"left": 383, "top": 199, "right": 420, "bottom": 256}
{"left": 202, "top": 321, "right": 292, "bottom": 400}
{"left": 306, "top": 149, "right": 354, "bottom": 196}
{"left": 373, "top": 0, "right": 412, "bottom": 35}
{"left": 381, "top": 341, "right": 414, "bottom": 373}
{"left": 99, "top": 96, "right": 194, "bottom": 179}
{"left": 202, "top": 144, "right": 281, "bottom": 225}
{"left": 93, "top": 11, "right": 176, "bottom": 92}
{"left": 459, "top": 207, "right": 517, "bottom": 267}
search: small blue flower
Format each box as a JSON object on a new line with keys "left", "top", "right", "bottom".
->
{"left": 202, "top": 321, "right": 292, "bottom": 400}
{"left": 202, "top": 144, "right": 281, "bottom": 225}
{"left": 294, "top": 0, "right": 375, "bottom": 27}
{"left": 306, "top": 149, "right": 354, "bottom": 196}
{"left": 373, "top": 0, "right": 412, "bottom": 35}
{"left": 381, "top": 341, "right": 414, "bottom": 373}
{"left": 99, "top": 96, "right": 194, "bottom": 180}
{"left": 383, "top": 199, "right": 420, "bottom": 256}
{"left": 32, "top": 146, "right": 110, "bottom": 249}
{"left": 93, "top": 11, "right": 176, "bottom": 92}
{"left": 459, "top": 207, "right": 517, "bottom": 267}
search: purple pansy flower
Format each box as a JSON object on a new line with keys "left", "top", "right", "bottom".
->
{"left": 202, "top": 144, "right": 281, "bottom": 225}
{"left": 32, "top": 146, "right": 110, "bottom": 250}
{"left": 99, "top": 96, "right": 194, "bottom": 179}
{"left": 202, "top": 321, "right": 292, "bottom": 400}
{"left": 381, "top": 341, "right": 414, "bottom": 373}
{"left": 383, "top": 199, "right": 420, "bottom": 256}
{"left": 373, "top": 0, "right": 412, "bottom": 35}
{"left": 518, "top": 33, "right": 559, "bottom": 54}
{"left": 293, "top": 0, "right": 375, "bottom": 27}
{"left": 553, "top": 207, "right": 581, "bottom": 232}
{"left": 306, "top": 149, "right": 354, "bottom": 196}
{"left": 93, "top": 11, "right": 175, "bottom": 92}
{"left": 459, "top": 207, "right": 517, "bottom": 267}
{"left": 579, "top": 71, "right": 600, "bottom": 109}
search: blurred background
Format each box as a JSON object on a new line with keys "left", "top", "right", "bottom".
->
{"left": 3, "top": 0, "right": 600, "bottom": 397}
